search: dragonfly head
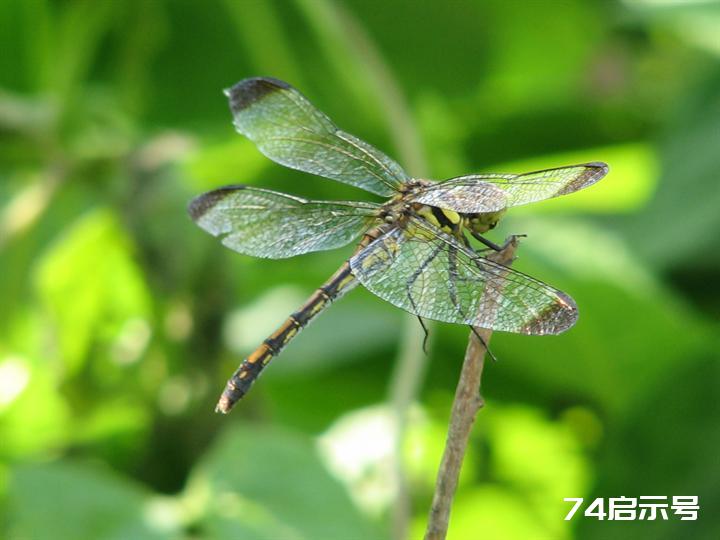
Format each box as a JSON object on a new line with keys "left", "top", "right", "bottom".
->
{"left": 465, "top": 209, "right": 506, "bottom": 234}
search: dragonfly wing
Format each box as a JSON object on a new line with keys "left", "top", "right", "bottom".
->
{"left": 189, "top": 185, "right": 379, "bottom": 259}
{"left": 408, "top": 180, "right": 508, "bottom": 213}
{"left": 423, "top": 162, "right": 608, "bottom": 209}
{"left": 226, "top": 77, "right": 408, "bottom": 196}
{"left": 350, "top": 219, "right": 577, "bottom": 335}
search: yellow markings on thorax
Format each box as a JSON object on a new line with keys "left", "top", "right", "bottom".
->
{"left": 417, "top": 205, "right": 461, "bottom": 233}
{"left": 443, "top": 208, "right": 461, "bottom": 225}
{"left": 417, "top": 206, "right": 440, "bottom": 228}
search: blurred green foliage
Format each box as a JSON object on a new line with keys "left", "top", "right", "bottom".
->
{"left": 1, "top": 1, "right": 719, "bottom": 539}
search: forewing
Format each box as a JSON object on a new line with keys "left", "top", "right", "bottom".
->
{"left": 350, "top": 219, "right": 577, "bottom": 335}
{"left": 189, "top": 185, "right": 379, "bottom": 259}
{"left": 408, "top": 181, "right": 508, "bottom": 213}
{"left": 226, "top": 77, "right": 409, "bottom": 196}
{"left": 418, "top": 162, "right": 608, "bottom": 209}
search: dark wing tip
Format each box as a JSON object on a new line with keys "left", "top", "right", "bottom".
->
{"left": 556, "top": 161, "right": 609, "bottom": 196}
{"left": 585, "top": 161, "right": 609, "bottom": 171}
{"left": 224, "top": 77, "right": 291, "bottom": 112}
{"left": 583, "top": 161, "right": 609, "bottom": 184}
{"left": 188, "top": 185, "right": 246, "bottom": 222}
{"left": 521, "top": 290, "right": 579, "bottom": 335}
{"left": 583, "top": 161, "right": 609, "bottom": 181}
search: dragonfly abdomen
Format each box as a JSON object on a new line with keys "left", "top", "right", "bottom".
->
{"left": 215, "top": 261, "right": 358, "bottom": 413}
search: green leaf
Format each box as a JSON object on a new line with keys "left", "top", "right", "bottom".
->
{"left": 187, "top": 424, "right": 385, "bottom": 540}
{"left": 33, "top": 208, "right": 151, "bottom": 374}
{"left": 485, "top": 405, "right": 590, "bottom": 530}
{"left": 222, "top": 0, "right": 304, "bottom": 86}
{"left": 0, "top": 354, "right": 70, "bottom": 459}
{"left": 626, "top": 0, "right": 720, "bottom": 56}
{"left": 620, "top": 77, "right": 720, "bottom": 268}
{"left": 8, "top": 461, "right": 178, "bottom": 540}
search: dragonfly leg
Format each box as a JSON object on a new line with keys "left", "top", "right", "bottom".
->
{"left": 449, "top": 246, "right": 500, "bottom": 362}
{"left": 404, "top": 244, "right": 444, "bottom": 353}
{"left": 461, "top": 233, "right": 495, "bottom": 256}
{"left": 501, "top": 233, "right": 526, "bottom": 250}
{"left": 468, "top": 326, "right": 499, "bottom": 362}
{"left": 416, "top": 316, "right": 430, "bottom": 354}
{"left": 469, "top": 230, "right": 504, "bottom": 252}
{"left": 468, "top": 233, "right": 526, "bottom": 262}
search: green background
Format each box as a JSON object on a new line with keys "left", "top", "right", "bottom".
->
{"left": 1, "top": 1, "right": 718, "bottom": 539}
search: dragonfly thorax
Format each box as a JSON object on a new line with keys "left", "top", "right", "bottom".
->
{"left": 408, "top": 199, "right": 507, "bottom": 238}
{"left": 465, "top": 209, "right": 506, "bottom": 234}
{"left": 415, "top": 204, "right": 462, "bottom": 234}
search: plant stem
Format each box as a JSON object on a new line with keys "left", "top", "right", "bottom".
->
{"left": 424, "top": 237, "right": 519, "bottom": 540}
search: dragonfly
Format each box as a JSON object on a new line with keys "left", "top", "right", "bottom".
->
{"left": 189, "top": 77, "right": 608, "bottom": 414}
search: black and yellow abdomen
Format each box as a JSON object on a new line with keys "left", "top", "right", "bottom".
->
{"left": 215, "top": 226, "right": 386, "bottom": 414}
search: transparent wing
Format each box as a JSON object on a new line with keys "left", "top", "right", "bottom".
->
{"left": 412, "top": 162, "right": 608, "bottom": 210}
{"left": 350, "top": 219, "right": 577, "bottom": 335}
{"left": 226, "top": 77, "right": 409, "bottom": 196}
{"left": 189, "top": 185, "right": 379, "bottom": 259}
{"left": 407, "top": 180, "right": 508, "bottom": 213}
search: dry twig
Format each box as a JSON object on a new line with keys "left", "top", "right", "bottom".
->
{"left": 424, "top": 237, "right": 520, "bottom": 540}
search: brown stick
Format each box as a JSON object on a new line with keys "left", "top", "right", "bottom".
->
{"left": 424, "top": 237, "right": 520, "bottom": 540}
